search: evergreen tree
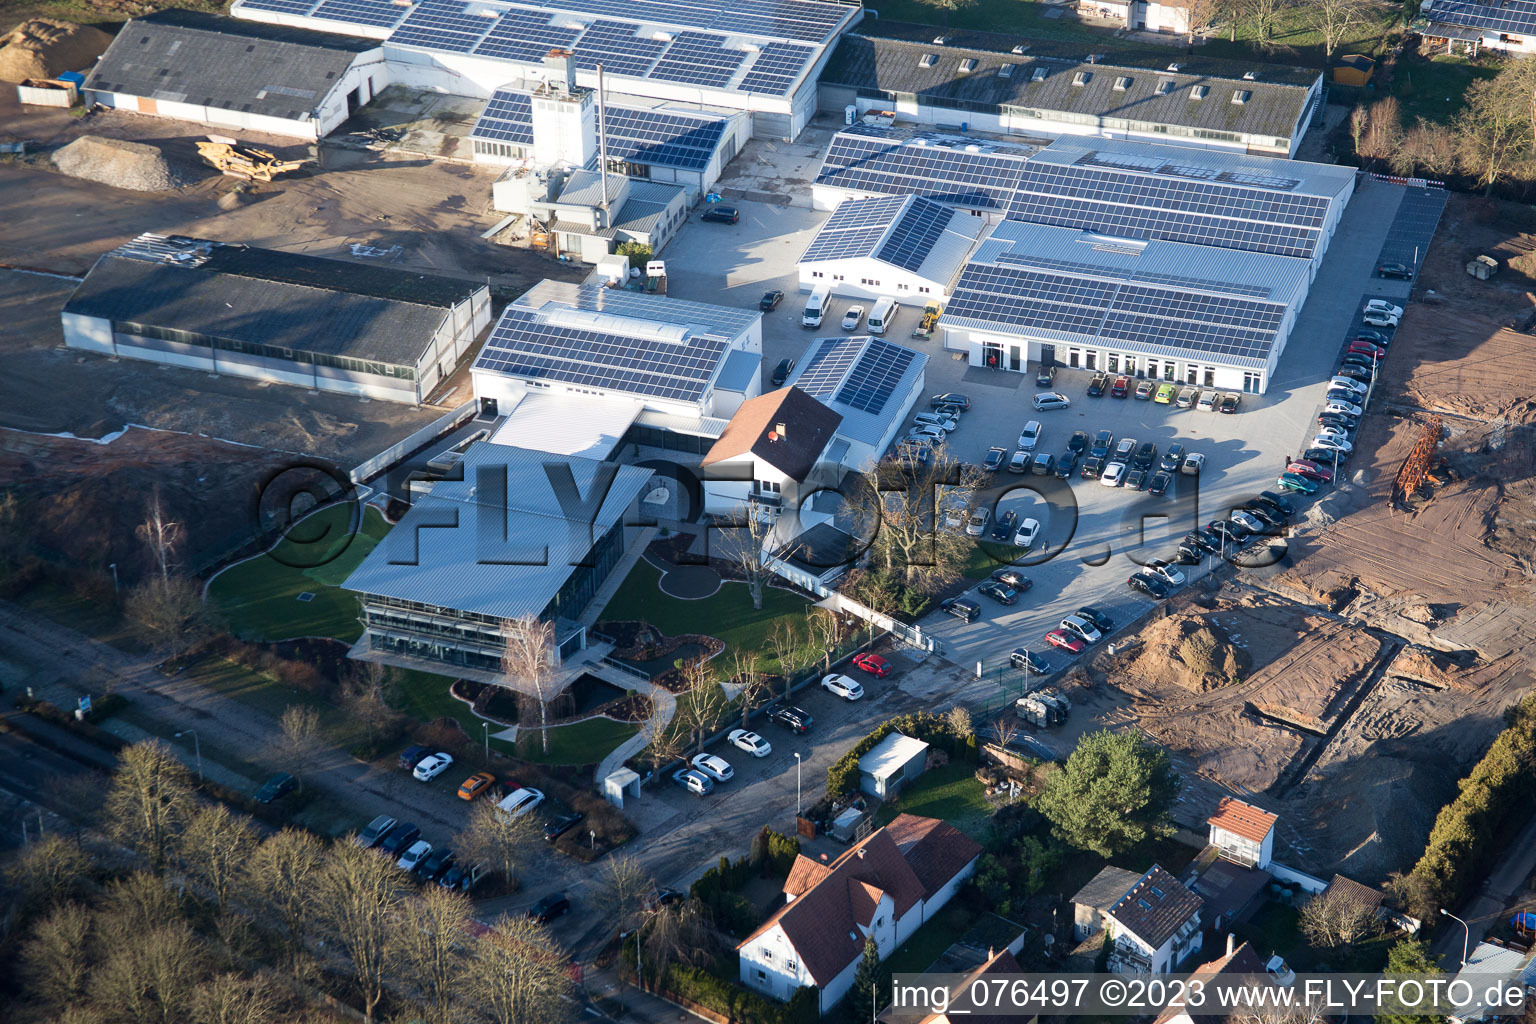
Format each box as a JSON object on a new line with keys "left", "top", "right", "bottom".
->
{"left": 1380, "top": 939, "right": 1441, "bottom": 1024}
{"left": 1036, "top": 729, "right": 1178, "bottom": 856}
{"left": 848, "top": 935, "right": 881, "bottom": 1022}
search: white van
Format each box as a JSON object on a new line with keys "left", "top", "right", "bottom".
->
{"left": 802, "top": 284, "right": 831, "bottom": 329}
{"left": 866, "top": 296, "right": 899, "bottom": 335}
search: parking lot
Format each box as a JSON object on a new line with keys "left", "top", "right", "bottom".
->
{"left": 662, "top": 174, "right": 1420, "bottom": 677}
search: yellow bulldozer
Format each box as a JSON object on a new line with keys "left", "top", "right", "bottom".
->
{"left": 195, "top": 135, "right": 306, "bottom": 182}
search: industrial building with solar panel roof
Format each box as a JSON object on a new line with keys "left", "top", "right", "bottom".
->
{"left": 1417, "top": 0, "right": 1536, "bottom": 55}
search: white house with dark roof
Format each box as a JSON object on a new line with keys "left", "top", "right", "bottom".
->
{"left": 701, "top": 386, "right": 844, "bottom": 517}
{"left": 781, "top": 335, "right": 928, "bottom": 469}
{"left": 61, "top": 232, "right": 489, "bottom": 404}
{"left": 83, "top": 9, "right": 386, "bottom": 139}
{"left": 1072, "top": 865, "right": 1143, "bottom": 942}
{"left": 1104, "top": 865, "right": 1204, "bottom": 974}
{"left": 738, "top": 813, "right": 981, "bottom": 1014}
{"left": 797, "top": 194, "right": 986, "bottom": 303}
{"left": 1207, "top": 797, "right": 1278, "bottom": 869}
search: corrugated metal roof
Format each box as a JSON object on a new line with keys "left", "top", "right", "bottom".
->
{"left": 859, "top": 731, "right": 929, "bottom": 779}
{"left": 488, "top": 391, "right": 642, "bottom": 459}
{"left": 515, "top": 280, "right": 761, "bottom": 337}
{"left": 715, "top": 348, "right": 761, "bottom": 393}
{"left": 342, "top": 442, "right": 652, "bottom": 619}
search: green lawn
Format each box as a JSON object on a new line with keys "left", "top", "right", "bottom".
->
{"left": 598, "top": 560, "right": 811, "bottom": 673}
{"left": 12, "top": 581, "right": 146, "bottom": 652}
{"left": 1394, "top": 54, "right": 1499, "bottom": 125}
{"left": 876, "top": 761, "right": 994, "bottom": 839}
{"left": 208, "top": 504, "right": 391, "bottom": 642}
{"left": 517, "top": 716, "right": 638, "bottom": 765}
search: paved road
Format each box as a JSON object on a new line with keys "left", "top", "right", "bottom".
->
{"left": 1431, "top": 811, "right": 1536, "bottom": 969}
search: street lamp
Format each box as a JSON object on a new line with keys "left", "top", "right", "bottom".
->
{"left": 174, "top": 729, "right": 202, "bottom": 782}
{"left": 1440, "top": 908, "right": 1470, "bottom": 968}
{"left": 482, "top": 720, "right": 489, "bottom": 759}
{"left": 109, "top": 563, "right": 119, "bottom": 593}
{"left": 793, "top": 752, "right": 802, "bottom": 818}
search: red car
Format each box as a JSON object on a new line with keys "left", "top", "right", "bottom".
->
{"left": 1347, "top": 341, "right": 1386, "bottom": 358}
{"left": 1287, "top": 459, "right": 1334, "bottom": 483}
{"left": 1044, "top": 628, "right": 1085, "bottom": 654}
{"left": 1110, "top": 375, "right": 1131, "bottom": 398}
{"left": 851, "top": 652, "right": 893, "bottom": 678}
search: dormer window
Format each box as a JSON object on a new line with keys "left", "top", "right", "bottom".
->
{"left": 999, "top": 64, "right": 1015, "bottom": 78}
{"left": 1073, "top": 70, "right": 1091, "bottom": 86}
{"left": 1155, "top": 78, "right": 1174, "bottom": 95}
{"left": 1113, "top": 75, "right": 1131, "bottom": 90}
{"left": 958, "top": 58, "right": 977, "bottom": 73}
{"left": 1231, "top": 89, "right": 1251, "bottom": 104}
{"left": 1032, "top": 66, "right": 1048, "bottom": 82}
{"left": 919, "top": 53, "right": 937, "bottom": 68}
{"left": 1191, "top": 85, "right": 1209, "bottom": 99}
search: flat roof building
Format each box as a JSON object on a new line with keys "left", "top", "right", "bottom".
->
{"left": 818, "top": 24, "right": 1323, "bottom": 157}
{"left": 1418, "top": 0, "right": 1536, "bottom": 55}
{"left": 798, "top": 194, "right": 986, "bottom": 303}
{"left": 62, "top": 233, "right": 491, "bottom": 404}
{"left": 83, "top": 9, "right": 386, "bottom": 139}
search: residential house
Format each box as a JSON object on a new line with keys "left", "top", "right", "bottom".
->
{"left": 738, "top": 813, "right": 982, "bottom": 1014}
{"left": 1104, "top": 865, "right": 1204, "bottom": 974}
{"left": 1207, "top": 797, "right": 1277, "bottom": 869}
{"left": 1154, "top": 938, "right": 1268, "bottom": 1024}
{"left": 883, "top": 947, "right": 1035, "bottom": 1024}
{"left": 1071, "top": 865, "right": 1142, "bottom": 942}
{"left": 700, "top": 386, "right": 844, "bottom": 517}
{"left": 1447, "top": 941, "right": 1536, "bottom": 1024}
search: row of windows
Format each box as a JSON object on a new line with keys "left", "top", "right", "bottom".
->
{"left": 474, "top": 139, "right": 530, "bottom": 160}
{"left": 804, "top": 272, "right": 932, "bottom": 295}
{"left": 115, "top": 321, "right": 417, "bottom": 380}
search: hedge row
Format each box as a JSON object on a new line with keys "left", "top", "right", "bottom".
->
{"left": 1405, "top": 695, "right": 1536, "bottom": 913}
{"left": 825, "top": 711, "right": 975, "bottom": 798}
{"left": 620, "top": 937, "right": 817, "bottom": 1024}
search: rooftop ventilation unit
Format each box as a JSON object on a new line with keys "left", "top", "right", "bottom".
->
{"left": 1085, "top": 53, "right": 1103, "bottom": 63}
{"left": 919, "top": 53, "right": 937, "bottom": 68}
{"left": 1242, "top": 70, "right": 1257, "bottom": 80}
{"left": 1011, "top": 43, "right": 1028, "bottom": 54}
{"left": 958, "top": 58, "right": 977, "bottom": 73}
{"left": 544, "top": 308, "right": 694, "bottom": 344}
{"left": 1031, "top": 66, "right": 1049, "bottom": 81}
{"left": 1113, "top": 75, "right": 1131, "bottom": 91}
{"left": 932, "top": 34, "right": 948, "bottom": 43}
{"left": 1155, "top": 78, "right": 1174, "bottom": 94}
{"left": 1165, "top": 62, "right": 1181, "bottom": 71}
{"left": 1191, "top": 85, "right": 1209, "bottom": 99}
{"left": 1231, "top": 89, "right": 1251, "bottom": 104}
{"left": 1072, "top": 70, "right": 1091, "bottom": 86}
{"left": 999, "top": 63, "right": 1015, "bottom": 78}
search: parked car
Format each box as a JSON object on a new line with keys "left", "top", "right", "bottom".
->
{"left": 1160, "top": 444, "right": 1187, "bottom": 472}
{"left": 1017, "top": 420, "right": 1042, "bottom": 451}
{"left": 965, "top": 507, "right": 991, "bottom": 537}
{"left": 356, "top": 814, "right": 398, "bottom": 849}
{"left": 1148, "top": 470, "right": 1172, "bottom": 495}
{"left": 1365, "top": 299, "right": 1404, "bottom": 318}
{"left": 821, "top": 674, "right": 865, "bottom": 700}
{"left": 1079, "top": 456, "right": 1104, "bottom": 479}
{"left": 769, "top": 705, "right": 813, "bottom": 733}
{"left": 1377, "top": 262, "right": 1413, "bottom": 279}
{"left": 983, "top": 446, "right": 1008, "bottom": 473}
{"left": 1335, "top": 366, "right": 1373, "bottom": 385}
{"left": 1110, "top": 375, "right": 1131, "bottom": 398}
{"left": 1067, "top": 430, "right": 1090, "bottom": 454}
{"left": 931, "top": 393, "right": 970, "bottom": 410}
{"left": 418, "top": 847, "right": 456, "bottom": 882}
{"left": 841, "top": 305, "right": 865, "bottom": 331}
{"left": 398, "top": 745, "right": 433, "bottom": 771}
{"left": 1230, "top": 510, "right": 1267, "bottom": 534}
{"left": 1304, "top": 446, "right": 1350, "bottom": 464}
{"left": 1330, "top": 376, "right": 1369, "bottom": 396}
{"left": 977, "top": 580, "right": 1018, "bottom": 605}
{"left": 1219, "top": 392, "right": 1241, "bottom": 414}
{"left": 1362, "top": 309, "right": 1399, "bottom": 328}
{"left": 1035, "top": 364, "right": 1056, "bottom": 387}
{"left": 672, "top": 768, "right": 715, "bottom": 796}
{"left": 1132, "top": 441, "right": 1158, "bottom": 470}
{"left": 1312, "top": 435, "right": 1353, "bottom": 453}
{"left": 1356, "top": 328, "right": 1391, "bottom": 345}
{"left": 1154, "top": 383, "right": 1176, "bottom": 404}
{"left": 991, "top": 568, "right": 1031, "bottom": 590}
{"left": 1128, "top": 572, "right": 1170, "bottom": 598}
{"left": 397, "top": 840, "right": 432, "bottom": 872}
{"left": 1055, "top": 451, "right": 1079, "bottom": 478}
{"left": 1197, "top": 391, "right": 1219, "bottom": 412}
{"left": 1278, "top": 472, "right": 1319, "bottom": 494}
{"left": 1110, "top": 437, "right": 1136, "bottom": 464}
{"left": 1316, "top": 424, "right": 1350, "bottom": 442}
{"left": 1031, "top": 452, "right": 1055, "bottom": 476}
{"left": 1176, "top": 386, "right": 1199, "bottom": 409}
{"left": 729, "top": 729, "right": 772, "bottom": 757}
{"left": 528, "top": 893, "right": 571, "bottom": 923}
{"left": 991, "top": 510, "right": 1018, "bottom": 542}
{"left": 940, "top": 597, "right": 980, "bottom": 622}
{"left": 1181, "top": 453, "right": 1205, "bottom": 476}
{"left": 1043, "top": 628, "right": 1085, "bottom": 653}
{"left": 701, "top": 206, "right": 739, "bottom": 224}
{"left": 643, "top": 889, "right": 685, "bottom": 911}
{"left": 1325, "top": 399, "right": 1364, "bottom": 417}
{"left": 1126, "top": 468, "right": 1147, "bottom": 490}
{"left": 1010, "top": 648, "right": 1050, "bottom": 675}
{"left": 1086, "top": 372, "right": 1109, "bottom": 397}
{"left": 1134, "top": 379, "right": 1156, "bottom": 400}
{"left": 412, "top": 752, "right": 454, "bottom": 782}
{"left": 690, "top": 753, "right": 734, "bottom": 782}
{"left": 458, "top": 772, "right": 496, "bottom": 801}
{"left": 1144, "top": 559, "right": 1186, "bottom": 587}
{"left": 378, "top": 823, "right": 421, "bottom": 857}
{"left": 852, "top": 652, "right": 893, "bottom": 677}
{"left": 1287, "top": 459, "right": 1333, "bottom": 482}
{"left": 1013, "top": 517, "right": 1042, "bottom": 549}
{"left": 254, "top": 772, "right": 296, "bottom": 804}
{"left": 913, "top": 411, "right": 958, "bottom": 431}
{"left": 1076, "top": 607, "right": 1116, "bottom": 633}
{"left": 759, "top": 290, "right": 784, "bottom": 311}
{"left": 1059, "top": 614, "right": 1102, "bottom": 645}
{"left": 1347, "top": 340, "right": 1386, "bottom": 359}
{"left": 771, "top": 358, "right": 795, "bottom": 386}
{"left": 1256, "top": 492, "right": 1296, "bottom": 517}
{"left": 1033, "top": 392, "right": 1070, "bottom": 411}
{"left": 1100, "top": 462, "right": 1126, "bottom": 486}
{"left": 543, "top": 812, "right": 585, "bottom": 842}
{"left": 1090, "top": 430, "right": 1113, "bottom": 459}
{"left": 497, "top": 788, "right": 545, "bottom": 819}
{"left": 439, "top": 862, "right": 480, "bottom": 892}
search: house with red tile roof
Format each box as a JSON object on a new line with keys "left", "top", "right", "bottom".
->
{"left": 1207, "top": 797, "right": 1277, "bottom": 869}
{"left": 1154, "top": 938, "right": 1267, "bottom": 1024}
{"left": 738, "top": 813, "right": 982, "bottom": 1015}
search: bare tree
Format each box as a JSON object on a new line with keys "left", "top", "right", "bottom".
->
{"left": 717, "top": 501, "right": 778, "bottom": 611}
{"left": 340, "top": 660, "right": 403, "bottom": 754}
{"left": 946, "top": 705, "right": 973, "bottom": 740}
{"left": 1393, "top": 119, "right": 1459, "bottom": 177}
{"left": 318, "top": 842, "right": 405, "bottom": 1024}
{"left": 637, "top": 703, "right": 686, "bottom": 771}
{"left": 728, "top": 649, "right": 767, "bottom": 727}
{"left": 125, "top": 576, "right": 211, "bottom": 661}
{"left": 21, "top": 902, "right": 93, "bottom": 1014}
{"left": 1359, "top": 95, "right": 1404, "bottom": 166}
{"left": 1171, "top": 0, "right": 1220, "bottom": 42}
{"left": 456, "top": 798, "right": 541, "bottom": 887}
{"left": 180, "top": 803, "right": 257, "bottom": 907}
{"left": 90, "top": 920, "right": 208, "bottom": 1024}
{"left": 846, "top": 455, "right": 978, "bottom": 598}
{"left": 643, "top": 900, "right": 715, "bottom": 985}
{"left": 676, "top": 662, "right": 727, "bottom": 754}
{"left": 1308, "top": 0, "right": 1386, "bottom": 57}
{"left": 6, "top": 833, "right": 91, "bottom": 914}
{"left": 1230, "top": 0, "right": 1293, "bottom": 44}
{"left": 502, "top": 615, "right": 558, "bottom": 755}
{"left": 137, "top": 488, "right": 182, "bottom": 584}
{"left": 246, "top": 827, "right": 326, "bottom": 971}
{"left": 992, "top": 715, "right": 1020, "bottom": 753}
{"left": 1455, "top": 56, "right": 1536, "bottom": 192}
{"left": 105, "top": 740, "right": 196, "bottom": 873}
{"left": 1350, "top": 104, "right": 1370, "bottom": 156}
{"left": 272, "top": 704, "right": 325, "bottom": 792}
{"left": 806, "top": 607, "right": 845, "bottom": 672}
{"left": 396, "top": 887, "right": 473, "bottom": 1023}
{"left": 190, "top": 972, "right": 284, "bottom": 1024}
{"left": 1299, "top": 887, "right": 1380, "bottom": 949}
{"left": 766, "top": 616, "right": 805, "bottom": 701}
{"left": 594, "top": 856, "right": 655, "bottom": 934}
{"left": 100, "top": 870, "right": 183, "bottom": 938}
{"left": 468, "top": 915, "right": 576, "bottom": 1024}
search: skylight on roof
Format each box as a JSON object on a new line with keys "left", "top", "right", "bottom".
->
{"left": 1232, "top": 89, "right": 1251, "bottom": 104}
{"left": 1113, "top": 75, "right": 1131, "bottom": 91}
{"left": 958, "top": 58, "right": 977, "bottom": 73}
{"left": 1072, "top": 70, "right": 1090, "bottom": 86}
{"left": 1155, "top": 78, "right": 1174, "bottom": 94}
{"left": 919, "top": 53, "right": 937, "bottom": 68}
{"left": 1137, "top": 899, "right": 1152, "bottom": 910}
{"left": 1191, "top": 85, "right": 1209, "bottom": 99}
{"left": 999, "top": 64, "right": 1014, "bottom": 78}
{"left": 1031, "top": 66, "right": 1048, "bottom": 81}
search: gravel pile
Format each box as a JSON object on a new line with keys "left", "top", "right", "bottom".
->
{"left": 0, "top": 19, "right": 110, "bottom": 83}
{"left": 52, "top": 135, "right": 197, "bottom": 192}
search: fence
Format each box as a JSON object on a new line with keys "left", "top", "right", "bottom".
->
{"left": 1369, "top": 172, "right": 1447, "bottom": 190}
{"left": 812, "top": 588, "right": 938, "bottom": 654}
{"left": 349, "top": 398, "right": 478, "bottom": 484}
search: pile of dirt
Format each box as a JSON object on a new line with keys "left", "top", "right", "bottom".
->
{"left": 0, "top": 19, "right": 111, "bottom": 83}
{"left": 1116, "top": 612, "right": 1251, "bottom": 693}
{"left": 52, "top": 135, "right": 198, "bottom": 192}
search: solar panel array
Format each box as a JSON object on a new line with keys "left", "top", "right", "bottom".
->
{"left": 1426, "top": 0, "right": 1536, "bottom": 34}
{"left": 240, "top": 0, "right": 321, "bottom": 13}
{"left": 310, "top": 0, "right": 412, "bottom": 27}
{"left": 947, "top": 256, "right": 1287, "bottom": 364}
{"left": 569, "top": 20, "right": 668, "bottom": 76}
{"left": 737, "top": 41, "right": 816, "bottom": 94}
{"left": 792, "top": 337, "right": 864, "bottom": 398}
{"left": 799, "top": 194, "right": 910, "bottom": 264}
{"left": 874, "top": 197, "right": 952, "bottom": 272}
{"left": 473, "top": 7, "right": 582, "bottom": 61}
{"left": 791, "top": 336, "right": 917, "bottom": 415}
{"left": 390, "top": 0, "right": 496, "bottom": 53}
{"left": 477, "top": 308, "right": 731, "bottom": 402}
{"left": 469, "top": 90, "right": 534, "bottom": 145}
{"left": 521, "top": 0, "right": 848, "bottom": 41}
{"left": 650, "top": 31, "right": 748, "bottom": 89}
{"left": 815, "top": 127, "right": 1031, "bottom": 210}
